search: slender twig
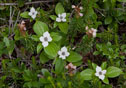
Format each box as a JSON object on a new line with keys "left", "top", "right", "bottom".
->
{"left": 9, "top": 6, "right": 12, "bottom": 34}
{"left": 0, "top": 25, "right": 7, "bottom": 28}
{"left": 14, "top": 45, "right": 22, "bottom": 58}
{"left": 13, "top": 11, "right": 20, "bottom": 32}
{"left": 0, "top": 18, "right": 6, "bottom": 21}
{"left": 0, "top": 0, "right": 54, "bottom": 6}
{"left": 11, "top": 9, "right": 15, "bottom": 32}
{"left": 115, "top": 18, "right": 125, "bottom": 25}
{"left": 94, "top": 8, "right": 105, "bottom": 17}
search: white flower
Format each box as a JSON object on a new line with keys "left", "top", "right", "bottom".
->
{"left": 71, "top": 5, "right": 83, "bottom": 17}
{"left": 72, "top": 46, "right": 76, "bottom": 50}
{"left": 56, "top": 13, "right": 66, "bottom": 22}
{"left": 72, "top": 5, "right": 76, "bottom": 8}
{"left": 91, "top": 28, "right": 97, "bottom": 37}
{"left": 58, "top": 46, "right": 70, "bottom": 59}
{"left": 39, "top": 31, "right": 52, "bottom": 47}
{"left": 85, "top": 26, "right": 88, "bottom": 30}
{"left": 79, "top": 6, "right": 83, "bottom": 10}
{"left": 28, "top": 7, "right": 38, "bottom": 19}
{"left": 95, "top": 66, "right": 107, "bottom": 80}
{"left": 65, "top": 63, "right": 76, "bottom": 70}
{"left": 79, "top": 13, "right": 83, "bottom": 17}
{"left": 86, "top": 26, "right": 97, "bottom": 38}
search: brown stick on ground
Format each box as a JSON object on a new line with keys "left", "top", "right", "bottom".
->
{"left": 0, "top": 0, "right": 54, "bottom": 6}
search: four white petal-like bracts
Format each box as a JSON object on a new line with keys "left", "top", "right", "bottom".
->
{"left": 56, "top": 13, "right": 66, "bottom": 22}
{"left": 39, "top": 31, "right": 52, "bottom": 47}
{"left": 29, "top": 7, "right": 38, "bottom": 19}
{"left": 95, "top": 66, "right": 107, "bottom": 80}
{"left": 58, "top": 46, "right": 70, "bottom": 59}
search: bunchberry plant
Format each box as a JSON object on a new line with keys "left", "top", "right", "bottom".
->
{"left": 95, "top": 66, "right": 107, "bottom": 80}
{"left": 58, "top": 46, "right": 70, "bottom": 59}
{"left": 56, "top": 13, "right": 67, "bottom": 22}
{"left": 0, "top": 0, "right": 126, "bottom": 88}
{"left": 28, "top": 7, "right": 38, "bottom": 19}
{"left": 39, "top": 31, "right": 52, "bottom": 47}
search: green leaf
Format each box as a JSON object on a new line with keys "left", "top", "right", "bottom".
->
{"left": 102, "top": 85, "right": 112, "bottom": 88}
{"left": 23, "top": 82, "right": 32, "bottom": 88}
{"left": 84, "top": 7, "right": 94, "bottom": 18}
{"left": 107, "top": 42, "right": 111, "bottom": 46}
{"left": 11, "top": 67, "right": 22, "bottom": 73}
{"left": 55, "top": 3, "right": 65, "bottom": 15}
{"left": 31, "top": 56, "right": 37, "bottom": 69}
{"left": 20, "top": 12, "right": 30, "bottom": 18}
{"left": 40, "top": 78, "right": 50, "bottom": 84}
{"left": 121, "top": 45, "right": 126, "bottom": 50}
{"left": 31, "top": 35, "right": 39, "bottom": 41}
{"left": 17, "top": 0, "right": 24, "bottom": 7}
{"left": 40, "top": 51, "right": 50, "bottom": 64}
{"left": 0, "top": 6, "right": 5, "bottom": 10}
{"left": 50, "top": 15, "right": 57, "bottom": 20}
{"left": 8, "top": 40, "right": 15, "bottom": 55}
{"left": 106, "top": 66, "right": 122, "bottom": 78}
{"left": 3, "top": 37, "right": 10, "bottom": 47}
{"left": 41, "top": 69, "right": 51, "bottom": 77}
{"left": 101, "top": 62, "right": 107, "bottom": 69}
{"left": 80, "top": 69, "right": 94, "bottom": 80}
{"left": 45, "top": 85, "right": 53, "bottom": 88}
{"left": 72, "top": 61, "right": 83, "bottom": 66}
{"left": 58, "top": 23, "right": 68, "bottom": 34}
{"left": 0, "top": 42, "right": 4, "bottom": 50}
{"left": 117, "top": 0, "right": 126, "bottom": 2}
{"left": 104, "top": 17, "right": 112, "bottom": 25}
{"left": 103, "top": 77, "right": 109, "bottom": 84}
{"left": 23, "top": 70, "right": 33, "bottom": 81}
{"left": 53, "top": 22, "right": 58, "bottom": 28}
{"left": 37, "top": 43, "right": 43, "bottom": 54}
{"left": 33, "top": 21, "right": 49, "bottom": 36}
{"left": 103, "top": 0, "right": 107, "bottom": 2}
{"left": 44, "top": 42, "right": 59, "bottom": 58}
{"left": 55, "top": 58, "right": 64, "bottom": 74}
{"left": 50, "top": 32, "right": 62, "bottom": 41}
{"left": 93, "top": 51, "right": 100, "bottom": 55}
{"left": 67, "top": 51, "right": 82, "bottom": 62}
{"left": 92, "top": 63, "right": 97, "bottom": 70}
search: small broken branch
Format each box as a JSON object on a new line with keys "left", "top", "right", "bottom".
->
{"left": 0, "top": 0, "right": 54, "bottom": 6}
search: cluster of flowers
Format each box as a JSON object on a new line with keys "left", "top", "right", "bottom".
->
{"left": 72, "top": 5, "right": 83, "bottom": 17}
{"left": 85, "top": 26, "right": 97, "bottom": 38}
{"left": 28, "top": 7, "right": 67, "bottom": 22}
{"left": 28, "top": 5, "right": 83, "bottom": 21}
{"left": 27, "top": 6, "right": 105, "bottom": 80}
{"left": 28, "top": 7, "right": 70, "bottom": 59}
{"left": 39, "top": 31, "right": 70, "bottom": 60}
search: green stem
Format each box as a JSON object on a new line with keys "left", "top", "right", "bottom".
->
{"left": 48, "top": 77, "right": 56, "bottom": 88}
{"left": 110, "top": 58, "right": 114, "bottom": 65}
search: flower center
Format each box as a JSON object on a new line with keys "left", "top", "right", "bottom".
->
{"left": 62, "top": 52, "right": 65, "bottom": 56}
{"left": 32, "top": 12, "right": 35, "bottom": 15}
{"left": 44, "top": 37, "right": 48, "bottom": 41}
{"left": 60, "top": 16, "right": 63, "bottom": 19}
{"left": 99, "top": 71, "right": 102, "bottom": 75}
